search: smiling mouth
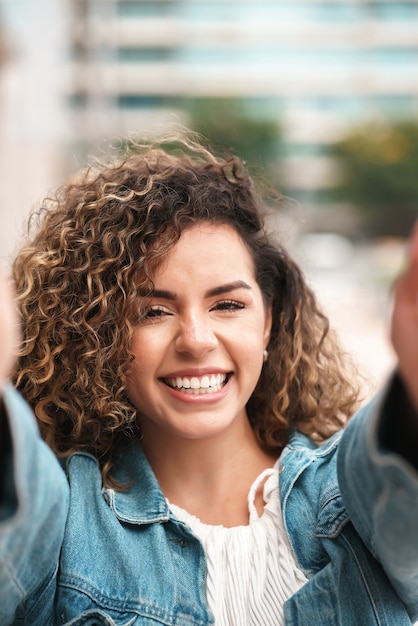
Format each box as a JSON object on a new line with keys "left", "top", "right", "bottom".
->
{"left": 162, "top": 373, "right": 230, "bottom": 395}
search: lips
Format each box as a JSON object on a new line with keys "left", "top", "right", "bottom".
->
{"left": 162, "top": 373, "right": 229, "bottom": 394}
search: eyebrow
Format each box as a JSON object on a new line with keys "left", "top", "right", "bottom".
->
{"left": 149, "top": 280, "right": 252, "bottom": 301}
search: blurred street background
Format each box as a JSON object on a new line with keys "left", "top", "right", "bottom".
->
{"left": 0, "top": 0, "right": 417, "bottom": 397}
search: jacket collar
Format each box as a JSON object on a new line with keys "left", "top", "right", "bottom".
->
{"left": 279, "top": 429, "right": 342, "bottom": 504}
{"left": 103, "top": 441, "right": 171, "bottom": 525}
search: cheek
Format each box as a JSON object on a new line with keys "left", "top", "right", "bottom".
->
{"left": 130, "top": 331, "right": 154, "bottom": 366}
{"left": 128, "top": 330, "right": 166, "bottom": 382}
{"left": 126, "top": 335, "right": 148, "bottom": 387}
{"left": 126, "top": 360, "right": 154, "bottom": 415}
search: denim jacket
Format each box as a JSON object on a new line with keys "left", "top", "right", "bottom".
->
{"left": 1, "top": 381, "right": 418, "bottom": 625}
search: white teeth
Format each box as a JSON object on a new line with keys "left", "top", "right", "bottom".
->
{"left": 166, "top": 373, "right": 227, "bottom": 393}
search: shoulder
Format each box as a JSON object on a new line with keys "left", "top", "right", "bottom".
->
{"left": 281, "top": 429, "right": 345, "bottom": 521}
{"left": 280, "top": 430, "right": 349, "bottom": 575}
{"left": 280, "top": 428, "right": 343, "bottom": 489}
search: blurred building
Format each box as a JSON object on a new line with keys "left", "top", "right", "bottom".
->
{"left": 0, "top": 0, "right": 68, "bottom": 267}
{"left": 65, "top": 0, "right": 418, "bottom": 227}
{"left": 1, "top": 0, "right": 418, "bottom": 264}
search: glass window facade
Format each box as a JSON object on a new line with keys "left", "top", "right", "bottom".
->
{"left": 71, "top": 1, "right": 418, "bottom": 187}
{"left": 117, "top": 1, "right": 418, "bottom": 22}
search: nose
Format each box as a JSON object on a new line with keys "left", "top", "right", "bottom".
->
{"left": 174, "top": 312, "right": 218, "bottom": 358}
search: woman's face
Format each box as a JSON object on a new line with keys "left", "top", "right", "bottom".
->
{"left": 127, "top": 222, "right": 272, "bottom": 444}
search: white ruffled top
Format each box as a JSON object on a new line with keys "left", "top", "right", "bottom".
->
{"left": 168, "top": 462, "right": 308, "bottom": 626}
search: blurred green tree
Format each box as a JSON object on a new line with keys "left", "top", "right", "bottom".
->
{"left": 120, "top": 98, "right": 282, "bottom": 193}
{"left": 332, "top": 121, "right": 418, "bottom": 237}
{"left": 185, "top": 97, "right": 282, "bottom": 188}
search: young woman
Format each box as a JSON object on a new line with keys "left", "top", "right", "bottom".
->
{"left": 0, "top": 133, "right": 417, "bottom": 625}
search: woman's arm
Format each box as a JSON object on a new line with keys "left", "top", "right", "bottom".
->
{"left": 0, "top": 401, "right": 11, "bottom": 508}
{"left": 0, "top": 272, "right": 19, "bottom": 394}
{"left": 337, "top": 223, "right": 418, "bottom": 615}
{"left": 0, "top": 271, "right": 19, "bottom": 518}
{"left": 387, "top": 221, "right": 418, "bottom": 463}
{"left": 0, "top": 274, "right": 69, "bottom": 624}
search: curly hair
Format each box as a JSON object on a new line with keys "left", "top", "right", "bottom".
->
{"left": 12, "top": 131, "right": 360, "bottom": 487}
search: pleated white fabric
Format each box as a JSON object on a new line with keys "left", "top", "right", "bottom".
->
{"left": 168, "top": 462, "right": 308, "bottom": 626}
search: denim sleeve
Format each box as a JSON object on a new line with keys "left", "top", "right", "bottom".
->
{"left": 337, "top": 377, "right": 418, "bottom": 617}
{"left": 0, "top": 385, "right": 69, "bottom": 625}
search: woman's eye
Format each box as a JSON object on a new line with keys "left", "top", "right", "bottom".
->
{"left": 213, "top": 300, "right": 245, "bottom": 312}
{"left": 141, "top": 306, "right": 171, "bottom": 320}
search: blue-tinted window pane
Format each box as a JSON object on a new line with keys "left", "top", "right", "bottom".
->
{"left": 289, "top": 96, "right": 369, "bottom": 117}
{"left": 142, "top": 2, "right": 366, "bottom": 23}
{"left": 369, "top": 2, "right": 418, "bottom": 20}
{"left": 181, "top": 2, "right": 236, "bottom": 19}
{"left": 117, "top": 47, "right": 175, "bottom": 62}
{"left": 314, "top": 2, "right": 364, "bottom": 21}
{"left": 117, "top": 95, "right": 166, "bottom": 109}
{"left": 176, "top": 46, "right": 362, "bottom": 67}
{"left": 117, "top": 1, "right": 418, "bottom": 22}
{"left": 372, "top": 48, "right": 418, "bottom": 65}
{"left": 117, "top": 95, "right": 188, "bottom": 109}
{"left": 117, "top": 1, "right": 176, "bottom": 17}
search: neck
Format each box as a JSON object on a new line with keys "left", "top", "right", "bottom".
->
{"left": 139, "top": 418, "right": 278, "bottom": 526}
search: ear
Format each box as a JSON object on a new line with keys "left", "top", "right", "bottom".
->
{"left": 263, "top": 304, "right": 273, "bottom": 349}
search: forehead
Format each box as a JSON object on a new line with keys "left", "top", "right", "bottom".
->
{"left": 155, "top": 223, "right": 256, "bottom": 281}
